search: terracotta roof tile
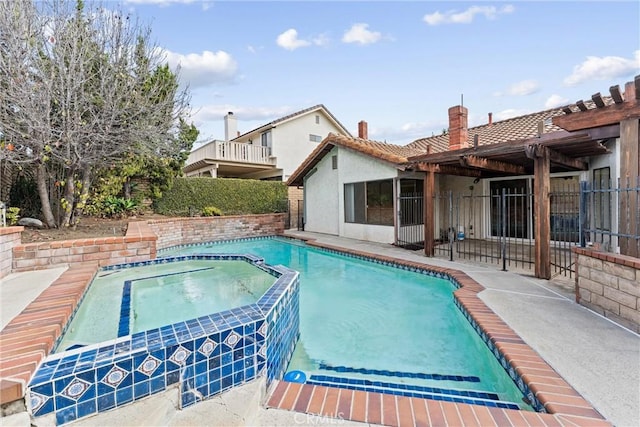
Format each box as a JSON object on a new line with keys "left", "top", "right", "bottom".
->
{"left": 407, "top": 98, "right": 614, "bottom": 153}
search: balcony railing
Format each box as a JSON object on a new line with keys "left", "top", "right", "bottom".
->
{"left": 187, "top": 141, "right": 275, "bottom": 166}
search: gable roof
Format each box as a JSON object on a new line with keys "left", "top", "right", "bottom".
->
{"left": 286, "top": 133, "right": 423, "bottom": 186}
{"left": 232, "top": 104, "right": 353, "bottom": 141}
{"left": 287, "top": 96, "right": 617, "bottom": 186}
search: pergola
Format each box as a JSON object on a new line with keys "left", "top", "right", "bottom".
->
{"left": 408, "top": 75, "right": 640, "bottom": 279}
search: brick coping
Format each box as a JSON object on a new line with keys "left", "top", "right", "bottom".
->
{"left": 0, "top": 233, "right": 610, "bottom": 426}
{"left": 573, "top": 247, "right": 640, "bottom": 269}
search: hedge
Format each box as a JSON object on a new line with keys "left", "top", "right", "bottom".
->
{"left": 153, "top": 177, "right": 288, "bottom": 216}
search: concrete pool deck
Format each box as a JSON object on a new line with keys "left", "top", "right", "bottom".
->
{"left": 1, "top": 231, "right": 638, "bottom": 426}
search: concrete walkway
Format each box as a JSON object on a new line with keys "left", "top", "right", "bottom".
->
{"left": 1, "top": 231, "right": 638, "bottom": 426}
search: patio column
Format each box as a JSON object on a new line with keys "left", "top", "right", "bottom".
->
{"left": 423, "top": 170, "right": 435, "bottom": 256}
{"left": 619, "top": 116, "right": 639, "bottom": 257}
{"left": 529, "top": 145, "right": 551, "bottom": 279}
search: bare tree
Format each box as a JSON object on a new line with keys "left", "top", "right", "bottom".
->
{"left": 0, "top": 0, "right": 190, "bottom": 227}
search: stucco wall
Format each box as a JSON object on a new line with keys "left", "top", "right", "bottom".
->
{"left": 304, "top": 147, "right": 340, "bottom": 235}
{"left": 574, "top": 247, "right": 639, "bottom": 333}
{"left": 302, "top": 145, "right": 398, "bottom": 243}
{"left": 272, "top": 112, "right": 345, "bottom": 180}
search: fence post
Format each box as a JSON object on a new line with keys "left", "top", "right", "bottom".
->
{"left": 448, "top": 191, "right": 454, "bottom": 262}
{"left": 579, "top": 181, "right": 589, "bottom": 248}
{"left": 501, "top": 188, "right": 507, "bottom": 271}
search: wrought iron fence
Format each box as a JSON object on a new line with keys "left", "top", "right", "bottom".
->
{"left": 396, "top": 181, "right": 587, "bottom": 278}
{"left": 580, "top": 177, "right": 640, "bottom": 258}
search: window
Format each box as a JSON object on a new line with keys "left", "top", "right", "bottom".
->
{"left": 309, "top": 134, "right": 322, "bottom": 143}
{"left": 344, "top": 179, "right": 393, "bottom": 225}
{"left": 331, "top": 155, "right": 337, "bottom": 170}
{"left": 593, "top": 167, "right": 611, "bottom": 231}
{"left": 315, "top": 115, "right": 320, "bottom": 124}
{"left": 261, "top": 131, "right": 272, "bottom": 155}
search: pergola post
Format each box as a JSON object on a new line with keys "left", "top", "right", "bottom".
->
{"left": 532, "top": 146, "right": 551, "bottom": 279}
{"left": 423, "top": 170, "right": 435, "bottom": 256}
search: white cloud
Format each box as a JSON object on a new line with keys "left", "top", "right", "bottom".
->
{"left": 563, "top": 50, "right": 640, "bottom": 86}
{"left": 193, "top": 105, "right": 295, "bottom": 125}
{"left": 162, "top": 49, "right": 238, "bottom": 88}
{"left": 423, "top": 4, "right": 514, "bottom": 25}
{"left": 342, "top": 23, "right": 382, "bottom": 45}
{"left": 545, "top": 94, "right": 569, "bottom": 109}
{"left": 276, "top": 29, "right": 311, "bottom": 51}
{"left": 507, "top": 80, "right": 540, "bottom": 96}
{"left": 493, "top": 108, "right": 529, "bottom": 121}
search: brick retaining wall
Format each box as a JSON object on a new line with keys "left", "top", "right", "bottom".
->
{"left": 573, "top": 247, "right": 640, "bottom": 333}
{"left": 0, "top": 227, "right": 23, "bottom": 279}
{"left": 147, "top": 213, "right": 286, "bottom": 250}
{"left": 8, "top": 214, "right": 285, "bottom": 273}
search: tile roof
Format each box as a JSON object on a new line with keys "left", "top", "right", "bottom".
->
{"left": 232, "top": 104, "right": 353, "bottom": 140}
{"left": 286, "top": 133, "right": 423, "bottom": 186}
{"left": 287, "top": 96, "right": 616, "bottom": 186}
{"left": 407, "top": 98, "right": 615, "bottom": 153}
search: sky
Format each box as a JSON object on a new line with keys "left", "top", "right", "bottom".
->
{"left": 114, "top": 0, "right": 639, "bottom": 146}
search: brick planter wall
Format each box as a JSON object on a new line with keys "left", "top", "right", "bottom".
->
{"left": 11, "top": 221, "right": 156, "bottom": 273}
{"left": 574, "top": 248, "right": 640, "bottom": 333}
{"left": 10, "top": 214, "right": 285, "bottom": 272}
{"left": 0, "top": 226, "right": 24, "bottom": 279}
{"left": 147, "top": 213, "right": 286, "bottom": 250}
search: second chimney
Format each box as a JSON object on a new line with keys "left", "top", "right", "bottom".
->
{"left": 358, "top": 120, "right": 368, "bottom": 139}
{"left": 488, "top": 112, "right": 493, "bottom": 125}
{"left": 448, "top": 105, "right": 468, "bottom": 151}
{"left": 224, "top": 112, "right": 238, "bottom": 141}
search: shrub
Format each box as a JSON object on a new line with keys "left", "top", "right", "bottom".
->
{"left": 201, "top": 206, "right": 222, "bottom": 217}
{"left": 101, "top": 196, "right": 140, "bottom": 218}
{"left": 6, "top": 207, "right": 20, "bottom": 226}
{"left": 154, "top": 178, "right": 288, "bottom": 216}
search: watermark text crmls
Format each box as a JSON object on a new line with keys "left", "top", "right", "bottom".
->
{"left": 293, "top": 412, "right": 347, "bottom": 425}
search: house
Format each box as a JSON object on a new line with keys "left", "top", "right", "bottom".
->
{"left": 183, "top": 105, "right": 352, "bottom": 182}
{"left": 287, "top": 75, "right": 640, "bottom": 280}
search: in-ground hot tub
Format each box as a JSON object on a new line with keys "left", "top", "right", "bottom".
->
{"left": 27, "top": 254, "right": 300, "bottom": 425}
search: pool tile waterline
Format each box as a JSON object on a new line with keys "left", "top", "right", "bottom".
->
{"left": 27, "top": 253, "right": 300, "bottom": 425}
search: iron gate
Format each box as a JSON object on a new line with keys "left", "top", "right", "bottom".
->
{"left": 396, "top": 184, "right": 580, "bottom": 278}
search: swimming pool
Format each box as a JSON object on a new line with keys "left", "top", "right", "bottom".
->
{"left": 161, "top": 237, "right": 531, "bottom": 410}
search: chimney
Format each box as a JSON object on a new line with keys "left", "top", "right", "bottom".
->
{"left": 488, "top": 112, "right": 493, "bottom": 125}
{"left": 448, "top": 105, "right": 468, "bottom": 151}
{"left": 224, "top": 112, "right": 237, "bottom": 141}
{"left": 358, "top": 120, "right": 368, "bottom": 139}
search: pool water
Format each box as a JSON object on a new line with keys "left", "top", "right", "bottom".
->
{"left": 162, "top": 238, "right": 532, "bottom": 410}
{"left": 54, "top": 259, "right": 275, "bottom": 352}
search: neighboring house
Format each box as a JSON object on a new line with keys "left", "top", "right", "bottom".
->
{"left": 287, "top": 75, "right": 639, "bottom": 279}
{"left": 184, "top": 105, "right": 352, "bottom": 182}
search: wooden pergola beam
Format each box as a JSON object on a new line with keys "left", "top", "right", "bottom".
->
{"left": 525, "top": 144, "right": 588, "bottom": 170}
{"left": 459, "top": 155, "right": 525, "bottom": 175}
{"left": 610, "top": 85, "right": 624, "bottom": 103}
{"left": 552, "top": 101, "right": 640, "bottom": 131}
{"left": 413, "top": 162, "right": 483, "bottom": 177}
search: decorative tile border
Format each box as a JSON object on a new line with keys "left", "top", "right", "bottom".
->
{"left": 27, "top": 254, "right": 300, "bottom": 425}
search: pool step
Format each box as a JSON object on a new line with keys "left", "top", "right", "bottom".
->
{"left": 319, "top": 363, "right": 481, "bottom": 383}
{"left": 306, "top": 374, "right": 520, "bottom": 410}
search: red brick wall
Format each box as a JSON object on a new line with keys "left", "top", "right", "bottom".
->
{"left": 147, "top": 214, "right": 286, "bottom": 250}
{"left": 574, "top": 247, "right": 640, "bottom": 333}
{"left": 0, "top": 227, "right": 24, "bottom": 279}
{"left": 10, "top": 214, "right": 285, "bottom": 272}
